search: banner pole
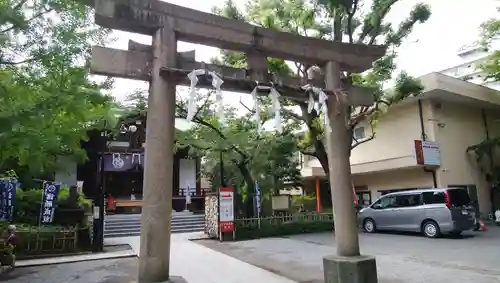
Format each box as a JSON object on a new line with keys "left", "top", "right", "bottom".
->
{"left": 38, "top": 181, "right": 46, "bottom": 227}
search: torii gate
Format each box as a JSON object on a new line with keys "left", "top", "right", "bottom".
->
{"left": 88, "top": 0, "right": 386, "bottom": 282}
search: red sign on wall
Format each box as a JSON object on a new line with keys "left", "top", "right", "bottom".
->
{"left": 220, "top": 221, "right": 234, "bottom": 233}
{"left": 414, "top": 140, "right": 424, "bottom": 165}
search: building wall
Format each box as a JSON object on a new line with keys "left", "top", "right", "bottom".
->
{"left": 425, "top": 100, "right": 491, "bottom": 213}
{"left": 353, "top": 168, "right": 434, "bottom": 203}
{"left": 54, "top": 157, "right": 78, "bottom": 186}
{"left": 302, "top": 103, "right": 422, "bottom": 175}
{"left": 349, "top": 103, "right": 421, "bottom": 173}
{"left": 302, "top": 98, "right": 500, "bottom": 214}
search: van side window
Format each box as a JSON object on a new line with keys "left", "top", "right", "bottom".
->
{"left": 396, "top": 194, "right": 422, "bottom": 207}
{"left": 422, "top": 192, "right": 446, "bottom": 204}
{"left": 373, "top": 196, "right": 397, "bottom": 209}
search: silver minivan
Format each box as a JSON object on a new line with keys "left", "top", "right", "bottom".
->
{"left": 358, "top": 188, "right": 475, "bottom": 238}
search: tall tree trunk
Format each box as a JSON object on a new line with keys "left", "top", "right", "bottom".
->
{"left": 237, "top": 161, "right": 255, "bottom": 217}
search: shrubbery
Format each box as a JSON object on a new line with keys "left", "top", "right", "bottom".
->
{"left": 234, "top": 214, "right": 334, "bottom": 240}
{"left": 14, "top": 186, "right": 92, "bottom": 226}
{"left": 291, "top": 195, "right": 317, "bottom": 212}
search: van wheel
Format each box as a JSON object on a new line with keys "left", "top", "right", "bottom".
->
{"left": 422, "top": 220, "right": 441, "bottom": 238}
{"left": 363, "top": 218, "right": 376, "bottom": 233}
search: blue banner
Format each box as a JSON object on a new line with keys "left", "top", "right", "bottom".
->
{"left": 0, "top": 180, "right": 17, "bottom": 221}
{"left": 0, "top": 180, "right": 6, "bottom": 220}
{"left": 40, "top": 181, "right": 61, "bottom": 225}
{"left": 254, "top": 181, "right": 261, "bottom": 217}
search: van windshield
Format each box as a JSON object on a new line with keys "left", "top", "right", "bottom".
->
{"left": 447, "top": 189, "right": 471, "bottom": 206}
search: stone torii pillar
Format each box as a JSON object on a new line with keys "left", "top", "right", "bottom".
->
{"left": 323, "top": 61, "right": 377, "bottom": 283}
{"left": 138, "top": 26, "right": 178, "bottom": 282}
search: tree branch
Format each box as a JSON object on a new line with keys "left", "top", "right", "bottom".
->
{"left": 239, "top": 98, "right": 253, "bottom": 113}
{"left": 351, "top": 134, "right": 375, "bottom": 150}
{"left": 347, "top": 0, "right": 360, "bottom": 43}
{"left": 175, "top": 105, "right": 250, "bottom": 160}
{"left": 357, "top": 0, "right": 398, "bottom": 44}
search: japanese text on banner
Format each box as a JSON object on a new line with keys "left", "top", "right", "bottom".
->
{"left": 40, "top": 182, "right": 61, "bottom": 224}
{"left": 0, "top": 180, "right": 17, "bottom": 221}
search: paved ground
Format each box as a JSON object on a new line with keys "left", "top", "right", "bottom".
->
{"left": 0, "top": 258, "right": 138, "bottom": 283}
{"left": 6, "top": 229, "right": 500, "bottom": 283}
{"left": 198, "top": 228, "right": 500, "bottom": 283}
{"left": 2, "top": 232, "right": 295, "bottom": 283}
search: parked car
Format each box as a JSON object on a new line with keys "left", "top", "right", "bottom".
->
{"left": 357, "top": 188, "right": 475, "bottom": 238}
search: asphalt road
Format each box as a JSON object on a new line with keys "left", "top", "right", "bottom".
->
{"left": 0, "top": 257, "right": 138, "bottom": 283}
{"left": 198, "top": 228, "right": 500, "bottom": 283}
{"left": 4, "top": 228, "right": 500, "bottom": 283}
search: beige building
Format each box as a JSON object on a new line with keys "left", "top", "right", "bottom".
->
{"left": 301, "top": 72, "right": 500, "bottom": 215}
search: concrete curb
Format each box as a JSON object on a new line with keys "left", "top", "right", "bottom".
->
{"left": 15, "top": 249, "right": 137, "bottom": 268}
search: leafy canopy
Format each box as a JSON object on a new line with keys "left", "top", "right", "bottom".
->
{"left": 0, "top": 0, "right": 115, "bottom": 174}
{"left": 213, "top": 0, "right": 430, "bottom": 174}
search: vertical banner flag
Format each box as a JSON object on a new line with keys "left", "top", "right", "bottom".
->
{"left": 5, "top": 180, "right": 17, "bottom": 222}
{"left": 40, "top": 181, "right": 61, "bottom": 225}
{"left": 254, "top": 181, "right": 261, "bottom": 218}
{"left": 0, "top": 180, "right": 17, "bottom": 221}
{"left": 0, "top": 180, "right": 6, "bottom": 220}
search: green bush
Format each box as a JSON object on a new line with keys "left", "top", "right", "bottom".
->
{"left": 0, "top": 222, "right": 90, "bottom": 257}
{"left": 292, "top": 195, "right": 317, "bottom": 212}
{"left": 235, "top": 219, "right": 334, "bottom": 240}
{"left": 14, "top": 186, "right": 91, "bottom": 226}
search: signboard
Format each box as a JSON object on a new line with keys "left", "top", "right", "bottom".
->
{"left": 0, "top": 180, "right": 17, "bottom": 221}
{"left": 219, "top": 187, "right": 234, "bottom": 233}
{"left": 40, "top": 181, "right": 61, "bottom": 224}
{"left": 414, "top": 140, "right": 441, "bottom": 166}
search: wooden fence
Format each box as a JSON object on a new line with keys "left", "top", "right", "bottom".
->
{"left": 1, "top": 226, "right": 87, "bottom": 257}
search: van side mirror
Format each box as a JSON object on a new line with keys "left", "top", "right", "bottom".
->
{"left": 372, "top": 203, "right": 382, "bottom": 209}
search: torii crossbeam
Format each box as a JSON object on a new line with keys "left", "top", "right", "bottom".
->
{"left": 88, "top": 0, "right": 386, "bottom": 282}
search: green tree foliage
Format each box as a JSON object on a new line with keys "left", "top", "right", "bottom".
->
{"left": 479, "top": 7, "right": 500, "bottom": 82}
{"left": 0, "top": 0, "right": 115, "bottom": 174}
{"left": 122, "top": 88, "right": 302, "bottom": 215}
{"left": 174, "top": 91, "right": 302, "bottom": 216}
{"left": 212, "top": 0, "right": 430, "bottom": 174}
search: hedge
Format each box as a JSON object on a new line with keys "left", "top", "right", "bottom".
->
{"left": 234, "top": 213, "right": 334, "bottom": 240}
{"left": 0, "top": 221, "right": 91, "bottom": 258}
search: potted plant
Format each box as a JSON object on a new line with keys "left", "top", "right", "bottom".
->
{"left": 1, "top": 225, "right": 17, "bottom": 267}
{"left": 1, "top": 243, "right": 15, "bottom": 267}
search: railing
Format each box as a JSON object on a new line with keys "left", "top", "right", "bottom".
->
{"left": 235, "top": 212, "right": 334, "bottom": 228}
{"left": 1, "top": 226, "right": 87, "bottom": 257}
{"left": 173, "top": 187, "right": 209, "bottom": 198}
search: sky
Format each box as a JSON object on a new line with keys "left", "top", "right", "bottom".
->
{"left": 96, "top": 0, "right": 500, "bottom": 124}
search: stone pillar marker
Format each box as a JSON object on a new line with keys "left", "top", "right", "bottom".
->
{"left": 138, "top": 26, "right": 177, "bottom": 283}
{"left": 323, "top": 61, "right": 378, "bottom": 283}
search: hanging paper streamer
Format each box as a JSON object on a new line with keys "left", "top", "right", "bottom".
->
{"left": 251, "top": 87, "right": 262, "bottom": 134}
{"left": 186, "top": 71, "right": 199, "bottom": 121}
{"left": 302, "top": 85, "right": 332, "bottom": 133}
{"left": 307, "top": 91, "right": 315, "bottom": 114}
{"left": 250, "top": 85, "right": 283, "bottom": 134}
{"left": 186, "top": 69, "right": 225, "bottom": 124}
{"left": 211, "top": 73, "right": 225, "bottom": 125}
{"left": 269, "top": 88, "right": 282, "bottom": 133}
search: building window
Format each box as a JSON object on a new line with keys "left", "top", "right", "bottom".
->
{"left": 353, "top": 126, "right": 366, "bottom": 140}
{"left": 355, "top": 191, "right": 372, "bottom": 207}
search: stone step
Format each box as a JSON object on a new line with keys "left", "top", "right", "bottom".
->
{"left": 103, "top": 213, "right": 205, "bottom": 238}
{"left": 105, "top": 222, "right": 204, "bottom": 231}
{"left": 104, "top": 226, "right": 204, "bottom": 238}
{"left": 104, "top": 214, "right": 205, "bottom": 221}
{"left": 105, "top": 221, "right": 204, "bottom": 229}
